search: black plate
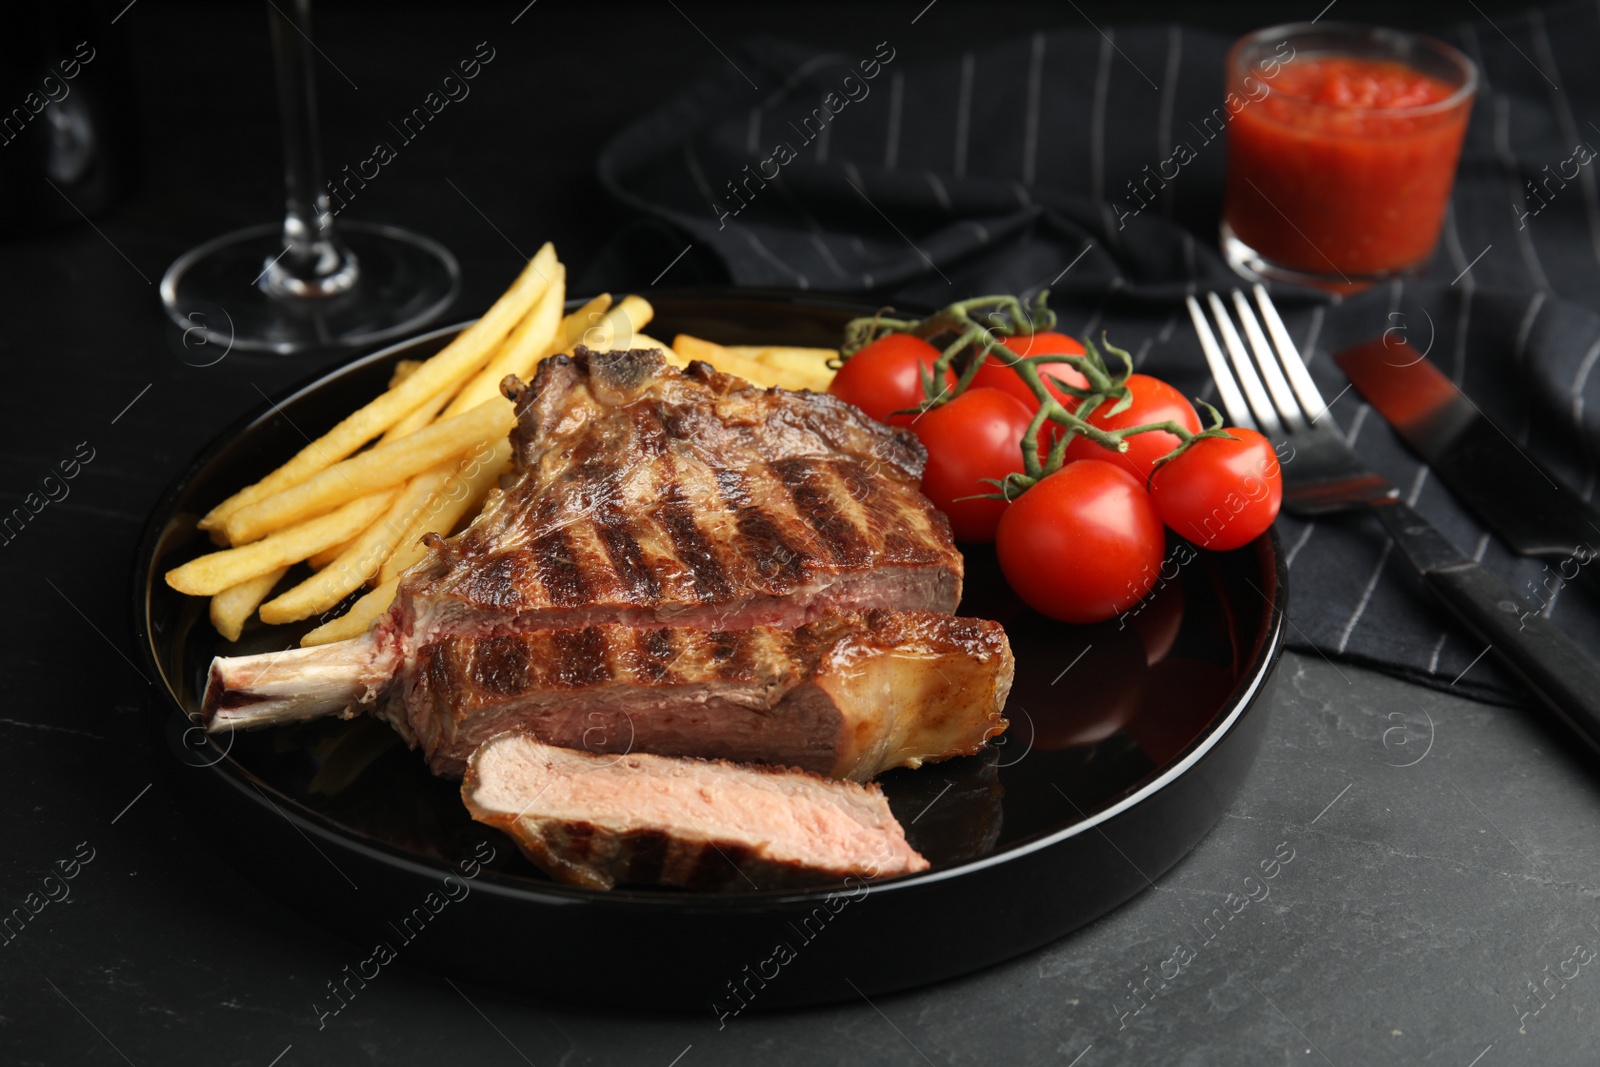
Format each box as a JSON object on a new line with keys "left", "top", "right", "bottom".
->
{"left": 133, "top": 289, "right": 1287, "bottom": 1012}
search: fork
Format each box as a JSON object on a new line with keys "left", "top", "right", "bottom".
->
{"left": 1188, "top": 285, "right": 1600, "bottom": 753}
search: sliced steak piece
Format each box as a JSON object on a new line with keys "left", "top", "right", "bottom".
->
{"left": 397, "top": 346, "right": 963, "bottom": 647}
{"left": 206, "top": 610, "right": 1014, "bottom": 780}
{"left": 463, "top": 732, "right": 929, "bottom": 890}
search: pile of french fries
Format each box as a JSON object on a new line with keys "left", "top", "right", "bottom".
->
{"left": 163, "top": 242, "right": 838, "bottom": 648}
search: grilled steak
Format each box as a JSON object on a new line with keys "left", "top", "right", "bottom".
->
{"left": 207, "top": 610, "right": 1013, "bottom": 779}
{"left": 199, "top": 347, "right": 1005, "bottom": 799}
{"left": 396, "top": 346, "right": 963, "bottom": 645}
{"left": 463, "top": 732, "right": 929, "bottom": 890}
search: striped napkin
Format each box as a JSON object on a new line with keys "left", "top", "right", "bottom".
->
{"left": 595, "top": 5, "right": 1600, "bottom": 706}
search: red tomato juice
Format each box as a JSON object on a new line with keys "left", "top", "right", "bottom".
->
{"left": 1224, "top": 54, "right": 1472, "bottom": 277}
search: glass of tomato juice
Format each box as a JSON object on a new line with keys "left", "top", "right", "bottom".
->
{"left": 1222, "top": 23, "right": 1478, "bottom": 291}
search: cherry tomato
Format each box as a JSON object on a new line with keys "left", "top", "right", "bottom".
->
{"left": 1148, "top": 427, "right": 1283, "bottom": 551}
{"left": 968, "top": 331, "right": 1089, "bottom": 412}
{"left": 828, "top": 334, "right": 956, "bottom": 427}
{"left": 995, "top": 460, "right": 1166, "bottom": 624}
{"left": 1063, "top": 374, "right": 1201, "bottom": 483}
{"left": 913, "top": 387, "right": 1033, "bottom": 543}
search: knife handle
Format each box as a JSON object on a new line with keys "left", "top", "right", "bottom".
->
{"left": 1372, "top": 503, "right": 1600, "bottom": 754}
{"left": 1425, "top": 560, "right": 1600, "bottom": 755}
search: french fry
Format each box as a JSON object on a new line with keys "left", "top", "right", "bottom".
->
{"left": 282, "top": 276, "right": 566, "bottom": 623}
{"left": 612, "top": 295, "right": 654, "bottom": 342}
{"left": 257, "top": 433, "right": 501, "bottom": 625}
{"left": 387, "top": 359, "right": 423, "bottom": 389}
{"left": 670, "top": 332, "right": 727, "bottom": 363}
{"left": 728, "top": 344, "right": 836, "bottom": 362}
{"left": 379, "top": 253, "right": 562, "bottom": 444}
{"left": 550, "top": 294, "right": 610, "bottom": 355}
{"left": 377, "top": 437, "right": 513, "bottom": 584}
{"left": 165, "top": 493, "right": 394, "bottom": 597}
{"left": 581, "top": 295, "right": 654, "bottom": 351}
{"left": 300, "top": 439, "right": 506, "bottom": 637}
{"left": 445, "top": 264, "right": 565, "bottom": 416}
{"left": 633, "top": 332, "right": 670, "bottom": 352}
{"left": 381, "top": 385, "right": 456, "bottom": 443}
{"left": 729, "top": 345, "right": 838, "bottom": 391}
{"left": 300, "top": 576, "right": 400, "bottom": 647}
{"left": 257, "top": 490, "right": 415, "bottom": 624}
{"left": 673, "top": 335, "right": 837, "bottom": 391}
{"left": 375, "top": 259, "right": 566, "bottom": 448}
{"left": 199, "top": 244, "right": 557, "bottom": 536}
{"left": 672, "top": 334, "right": 784, "bottom": 386}
{"left": 208, "top": 567, "right": 289, "bottom": 642}
{"left": 307, "top": 537, "right": 355, "bottom": 570}
{"left": 295, "top": 276, "right": 564, "bottom": 608}
{"left": 222, "top": 399, "right": 516, "bottom": 546}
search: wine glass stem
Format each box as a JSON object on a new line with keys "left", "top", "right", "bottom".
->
{"left": 264, "top": 0, "right": 357, "bottom": 297}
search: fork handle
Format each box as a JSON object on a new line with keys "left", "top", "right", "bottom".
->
{"left": 1372, "top": 503, "right": 1600, "bottom": 754}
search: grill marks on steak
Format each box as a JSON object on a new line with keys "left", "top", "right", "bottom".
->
{"left": 714, "top": 469, "right": 809, "bottom": 586}
{"left": 772, "top": 457, "right": 871, "bottom": 566}
{"left": 400, "top": 610, "right": 1012, "bottom": 778}
{"left": 463, "top": 733, "right": 929, "bottom": 891}
{"left": 400, "top": 347, "right": 962, "bottom": 637}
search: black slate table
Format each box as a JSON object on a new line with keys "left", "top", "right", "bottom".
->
{"left": 4, "top": 3, "right": 1596, "bottom": 1065}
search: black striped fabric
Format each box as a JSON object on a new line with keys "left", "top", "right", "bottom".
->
{"left": 596, "top": 5, "right": 1600, "bottom": 706}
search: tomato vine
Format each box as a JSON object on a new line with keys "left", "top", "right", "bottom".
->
{"left": 842, "top": 292, "right": 1234, "bottom": 498}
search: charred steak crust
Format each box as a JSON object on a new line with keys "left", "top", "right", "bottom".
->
{"left": 463, "top": 732, "right": 930, "bottom": 891}
{"left": 395, "top": 346, "right": 962, "bottom": 638}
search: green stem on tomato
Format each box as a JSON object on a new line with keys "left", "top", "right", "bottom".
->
{"left": 1005, "top": 357, "right": 1126, "bottom": 452}
{"left": 842, "top": 294, "right": 1207, "bottom": 500}
{"left": 1018, "top": 402, "right": 1052, "bottom": 481}
{"left": 1085, "top": 417, "right": 1197, "bottom": 443}
{"left": 1146, "top": 399, "right": 1236, "bottom": 476}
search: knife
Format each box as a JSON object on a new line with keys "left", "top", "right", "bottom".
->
{"left": 1334, "top": 336, "right": 1600, "bottom": 589}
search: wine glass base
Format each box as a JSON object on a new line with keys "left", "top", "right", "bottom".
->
{"left": 161, "top": 221, "right": 460, "bottom": 355}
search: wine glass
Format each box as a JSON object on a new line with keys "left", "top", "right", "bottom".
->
{"left": 161, "top": 0, "right": 459, "bottom": 355}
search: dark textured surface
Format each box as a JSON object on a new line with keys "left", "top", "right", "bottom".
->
{"left": 12, "top": 651, "right": 1600, "bottom": 1065}
{"left": 3, "top": 1, "right": 1597, "bottom": 1065}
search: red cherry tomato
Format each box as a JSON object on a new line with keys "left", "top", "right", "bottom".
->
{"left": 828, "top": 334, "right": 956, "bottom": 427}
{"left": 969, "top": 331, "right": 1089, "bottom": 412}
{"left": 1063, "top": 373, "right": 1201, "bottom": 483}
{"left": 1148, "top": 427, "right": 1283, "bottom": 551}
{"left": 912, "top": 387, "right": 1033, "bottom": 543}
{"left": 995, "top": 460, "right": 1166, "bottom": 624}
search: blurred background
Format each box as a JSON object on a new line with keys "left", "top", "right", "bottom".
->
{"left": 3, "top": 0, "right": 1539, "bottom": 300}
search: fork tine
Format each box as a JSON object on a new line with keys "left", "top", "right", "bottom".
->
{"left": 1185, "top": 296, "right": 1256, "bottom": 430}
{"left": 1230, "top": 289, "right": 1306, "bottom": 431}
{"left": 1252, "top": 284, "right": 1331, "bottom": 424}
{"left": 1205, "top": 292, "right": 1283, "bottom": 437}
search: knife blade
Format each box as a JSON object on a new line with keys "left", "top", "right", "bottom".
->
{"left": 1334, "top": 336, "right": 1600, "bottom": 572}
